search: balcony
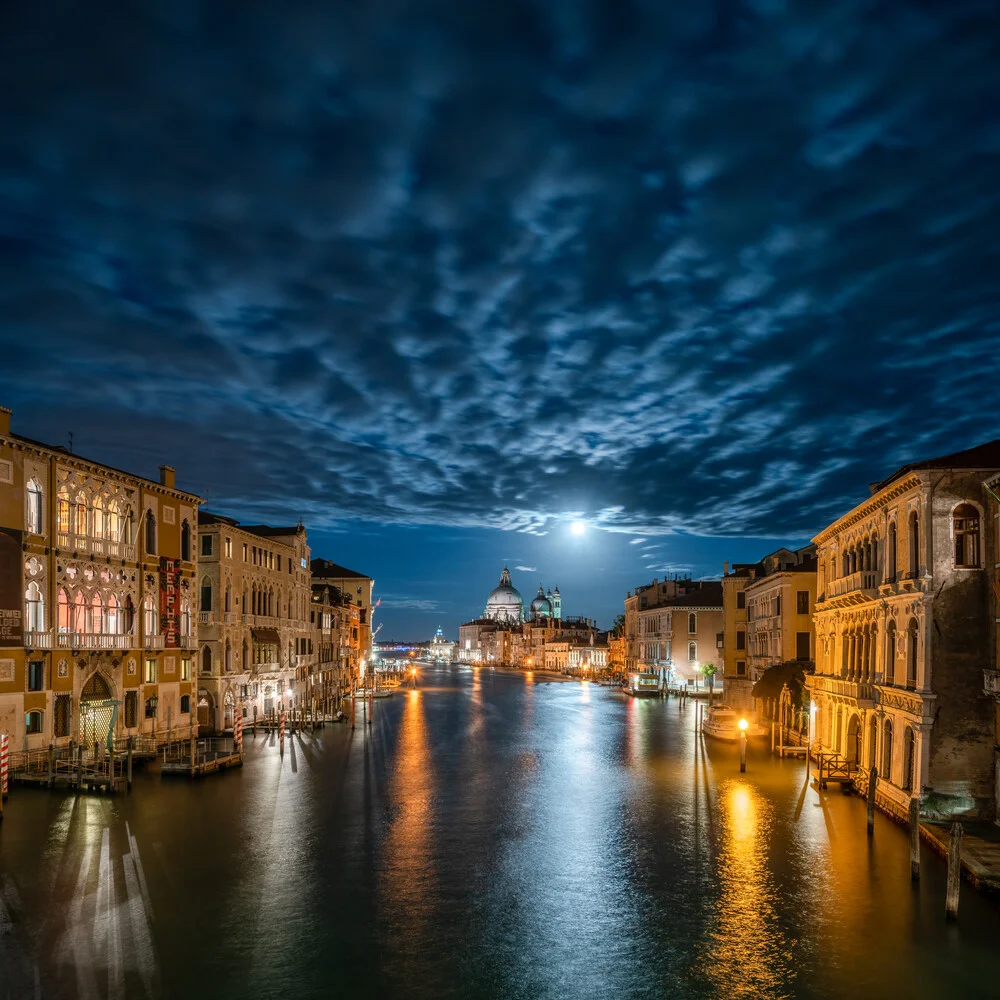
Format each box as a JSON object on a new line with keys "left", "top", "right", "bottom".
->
{"left": 984, "top": 669, "right": 1000, "bottom": 699}
{"left": 144, "top": 634, "right": 165, "bottom": 650}
{"left": 251, "top": 615, "right": 279, "bottom": 628}
{"left": 175, "top": 634, "right": 196, "bottom": 649}
{"left": 56, "top": 632, "right": 132, "bottom": 651}
{"left": 224, "top": 612, "right": 240, "bottom": 625}
{"left": 822, "top": 570, "right": 878, "bottom": 604}
{"left": 198, "top": 612, "right": 214, "bottom": 626}
{"left": 56, "top": 532, "right": 136, "bottom": 561}
{"left": 26, "top": 629, "right": 53, "bottom": 649}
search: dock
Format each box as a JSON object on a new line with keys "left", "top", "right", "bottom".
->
{"left": 159, "top": 737, "right": 243, "bottom": 778}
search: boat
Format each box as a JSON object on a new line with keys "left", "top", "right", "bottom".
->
{"left": 622, "top": 671, "right": 664, "bottom": 697}
{"left": 701, "top": 705, "right": 768, "bottom": 742}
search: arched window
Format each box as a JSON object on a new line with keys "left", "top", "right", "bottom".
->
{"left": 123, "top": 595, "right": 135, "bottom": 634}
{"left": 145, "top": 509, "right": 157, "bottom": 556}
{"left": 25, "top": 582, "right": 44, "bottom": 632}
{"left": 72, "top": 493, "right": 87, "bottom": 536}
{"left": 181, "top": 520, "right": 192, "bottom": 562}
{"left": 26, "top": 478, "right": 43, "bottom": 534}
{"left": 73, "top": 592, "right": 87, "bottom": 633}
{"left": 907, "top": 618, "right": 918, "bottom": 688}
{"left": 57, "top": 487, "right": 71, "bottom": 534}
{"left": 902, "top": 727, "right": 915, "bottom": 792}
{"left": 107, "top": 594, "right": 121, "bottom": 634}
{"left": 886, "top": 522, "right": 897, "bottom": 581}
{"left": 241, "top": 589, "right": 247, "bottom": 614}
{"left": 268, "top": 587, "right": 274, "bottom": 617}
{"left": 106, "top": 500, "right": 120, "bottom": 541}
{"left": 224, "top": 583, "right": 231, "bottom": 613}
{"left": 688, "top": 613, "right": 697, "bottom": 634}
{"left": 201, "top": 645, "right": 212, "bottom": 674}
{"left": 908, "top": 511, "right": 920, "bottom": 577}
{"left": 180, "top": 599, "right": 191, "bottom": 636}
{"left": 58, "top": 589, "right": 71, "bottom": 633}
{"left": 200, "top": 577, "right": 212, "bottom": 613}
{"left": 225, "top": 640, "right": 232, "bottom": 673}
{"left": 687, "top": 641, "right": 697, "bottom": 662}
{"left": 89, "top": 593, "right": 103, "bottom": 634}
{"left": 885, "top": 620, "right": 896, "bottom": 684}
{"left": 92, "top": 495, "right": 105, "bottom": 538}
{"left": 144, "top": 595, "right": 158, "bottom": 636}
{"left": 251, "top": 585, "right": 257, "bottom": 616}
{"left": 882, "top": 719, "right": 893, "bottom": 781}
{"left": 124, "top": 508, "right": 135, "bottom": 544}
{"left": 953, "top": 503, "right": 981, "bottom": 568}
{"left": 867, "top": 715, "right": 878, "bottom": 770}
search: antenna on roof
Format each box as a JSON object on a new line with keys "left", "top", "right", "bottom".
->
{"left": 68, "top": 432, "right": 73, "bottom": 454}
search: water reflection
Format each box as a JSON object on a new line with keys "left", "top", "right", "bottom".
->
{"left": 701, "top": 781, "right": 792, "bottom": 998}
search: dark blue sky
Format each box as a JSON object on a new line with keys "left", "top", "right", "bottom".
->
{"left": 1, "top": 1, "right": 998, "bottom": 637}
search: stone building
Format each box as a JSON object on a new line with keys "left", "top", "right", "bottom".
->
{"left": 195, "top": 513, "right": 312, "bottom": 730}
{"left": 745, "top": 546, "right": 817, "bottom": 681}
{"left": 429, "top": 627, "right": 456, "bottom": 661}
{"left": 310, "top": 584, "right": 346, "bottom": 713}
{"left": 721, "top": 563, "right": 756, "bottom": 714}
{"left": 310, "top": 559, "right": 374, "bottom": 674}
{"left": 0, "top": 405, "right": 199, "bottom": 751}
{"left": 983, "top": 471, "right": 1000, "bottom": 815}
{"left": 806, "top": 440, "right": 1000, "bottom": 821}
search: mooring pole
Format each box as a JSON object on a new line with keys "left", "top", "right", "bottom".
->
{"left": 127, "top": 746, "right": 133, "bottom": 792}
{"left": 909, "top": 797, "right": 920, "bottom": 880}
{"left": 48, "top": 744, "right": 55, "bottom": 788}
{"left": 867, "top": 766, "right": 878, "bottom": 836}
{"left": 739, "top": 731, "right": 747, "bottom": 774}
{"left": 946, "top": 822, "right": 963, "bottom": 919}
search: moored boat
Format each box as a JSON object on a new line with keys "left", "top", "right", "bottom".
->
{"left": 701, "top": 705, "right": 767, "bottom": 742}
{"left": 623, "top": 671, "right": 664, "bottom": 697}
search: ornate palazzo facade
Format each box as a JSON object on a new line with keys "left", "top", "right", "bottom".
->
{"left": 807, "top": 442, "right": 1000, "bottom": 821}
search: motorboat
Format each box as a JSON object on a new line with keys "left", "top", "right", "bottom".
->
{"left": 701, "top": 704, "right": 768, "bottom": 742}
{"left": 623, "top": 671, "right": 664, "bottom": 697}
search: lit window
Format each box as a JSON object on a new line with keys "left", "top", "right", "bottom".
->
{"left": 144, "top": 595, "right": 158, "bottom": 636}
{"left": 688, "top": 641, "right": 697, "bottom": 662}
{"left": 25, "top": 710, "right": 43, "bottom": 735}
{"left": 25, "top": 582, "right": 44, "bottom": 632}
{"left": 181, "top": 657, "right": 191, "bottom": 681}
{"left": 144, "top": 658, "right": 157, "bottom": 683}
{"left": 688, "top": 613, "right": 697, "bottom": 634}
{"left": 26, "top": 478, "right": 43, "bottom": 534}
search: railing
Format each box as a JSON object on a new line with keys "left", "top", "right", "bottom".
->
{"left": 825, "top": 570, "right": 878, "bottom": 600}
{"left": 251, "top": 615, "right": 279, "bottom": 628}
{"left": 57, "top": 632, "right": 132, "bottom": 650}
{"left": 198, "top": 612, "right": 214, "bottom": 625}
{"left": 295, "top": 654, "right": 312, "bottom": 669}
{"left": 26, "top": 629, "right": 53, "bottom": 648}
{"left": 144, "top": 634, "right": 165, "bottom": 650}
{"left": 175, "top": 634, "right": 195, "bottom": 649}
{"left": 224, "top": 612, "right": 240, "bottom": 625}
{"left": 56, "top": 533, "right": 136, "bottom": 561}
{"left": 984, "top": 669, "right": 1000, "bottom": 698}
{"left": 816, "top": 752, "right": 858, "bottom": 788}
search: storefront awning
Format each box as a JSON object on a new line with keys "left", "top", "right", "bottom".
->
{"left": 251, "top": 628, "right": 281, "bottom": 645}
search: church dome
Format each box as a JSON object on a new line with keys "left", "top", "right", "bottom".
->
{"left": 530, "top": 585, "right": 552, "bottom": 618}
{"left": 485, "top": 566, "right": 523, "bottom": 623}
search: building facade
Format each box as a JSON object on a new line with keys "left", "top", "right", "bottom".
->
{"left": 806, "top": 441, "right": 1000, "bottom": 821}
{"left": 0, "top": 406, "right": 199, "bottom": 753}
{"left": 196, "top": 513, "right": 312, "bottom": 730}
{"left": 310, "top": 559, "right": 374, "bottom": 675}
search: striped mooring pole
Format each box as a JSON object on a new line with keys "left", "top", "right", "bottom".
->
{"left": 1, "top": 732, "right": 9, "bottom": 795}
{"left": 234, "top": 710, "right": 243, "bottom": 755}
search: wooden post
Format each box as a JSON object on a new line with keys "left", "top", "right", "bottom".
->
{"left": 190, "top": 732, "right": 196, "bottom": 772}
{"left": 127, "top": 746, "right": 133, "bottom": 792}
{"left": 909, "top": 797, "right": 920, "bottom": 880}
{"left": 771, "top": 722, "right": 775, "bottom": 753}
{"left": 77, "top": 745, "right": 83, "bottom": 791}
{"left": 739, "top": 732, "right": 746, "bottom": 773}
{"left": 867, "top": 766, "right": 878, "bottom": 836}
{"left": 946, "top": 822, "right": 963, "bottom": 919}
{"left": 48, "top": 744, "right": 55, "bottom": 788}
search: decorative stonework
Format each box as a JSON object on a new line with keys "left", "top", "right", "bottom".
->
{"left": 127, "top": 657, "right": 137, "bottom": 676}
{"left": 0, "top": 659, "right": 14, "bottom": 682}
{"left": 57, "top": 658, "right": 68, "bottom": 678}
{"left": 163, "top": 505, "right": 176, "bottom": 525}
{"left": 0, "top": 459, "right": 12, "bottom": 484}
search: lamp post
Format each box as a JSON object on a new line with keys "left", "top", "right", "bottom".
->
{"left": 739, "top": 717, "right": 748, "bottom": 773}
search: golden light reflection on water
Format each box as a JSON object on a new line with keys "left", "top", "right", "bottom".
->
{"left": 380, "top": 690, "right": 435, "bottom": 939}
{"left": 699, "top": 780, "right": 793, "bottom": 998}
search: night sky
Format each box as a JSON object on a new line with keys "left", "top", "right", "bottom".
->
{"left": 1, "top": 2, "right": 998, "bottom": 638}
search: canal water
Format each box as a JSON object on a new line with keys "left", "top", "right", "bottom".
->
{"left": 1, "top": 663, "right": 998, "bottom": 999}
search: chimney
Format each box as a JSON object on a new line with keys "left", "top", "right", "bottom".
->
{"left": 0, "top": 406, "right": 10, "bottom": 436}
{"left": 159, "top": 465, "right": 176, "bottom": 489}
{"left": 723, "top": 561, "right": 730, "bottom": 576}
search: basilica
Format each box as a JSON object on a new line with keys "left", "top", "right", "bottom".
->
{"left": 484, "top": 565, "right": 561, "bottom": 624}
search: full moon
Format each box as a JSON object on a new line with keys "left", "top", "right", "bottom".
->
{"left": 570, "top": 520, "right": 586, "bottom": 536}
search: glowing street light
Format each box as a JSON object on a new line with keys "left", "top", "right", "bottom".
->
{"left": 739, "top": 717, "right": 748, "bottom": 773}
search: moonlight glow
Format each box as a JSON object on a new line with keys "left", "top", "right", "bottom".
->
{"left": 570, "top": 520, "right": 586, "bottom": 536}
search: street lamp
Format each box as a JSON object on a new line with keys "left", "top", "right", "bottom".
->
{"left": 738, "top": 717, "right": 748, "bottom": 773}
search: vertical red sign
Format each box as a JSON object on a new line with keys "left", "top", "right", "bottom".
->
{"left": 159, "top": 556, "right": 181, "bottom": 648}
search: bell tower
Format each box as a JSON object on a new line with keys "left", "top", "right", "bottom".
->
{"left": 553, "top": 586, "right": 561, "bottom": 620}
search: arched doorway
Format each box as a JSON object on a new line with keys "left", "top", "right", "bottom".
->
{"left": 80, "top": 671, "right": 116, "bottom": 753}
{"left": 264, "top": 684, "right": 275, "bottom": 717}
{"left": 845, "top": 714, "right": 861, "bottom": 764}
{"left": 197, "top": 688, "right": 215, "bottom": 730}
{"left": 223, "top": 689, "right": 235, "bottom": 730}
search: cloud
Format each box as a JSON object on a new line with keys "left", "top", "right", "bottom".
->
{"left": 376, "top": 595, "right": 441, "bottom": 612}
{"left": 515, "top": 565, "right": 537, "bottom": 573}
{"left": 0, "top": 1, "right": 997, "bottom": 543}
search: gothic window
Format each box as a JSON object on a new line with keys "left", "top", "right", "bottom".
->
{"left": 57, "top": 590, "right": 70, "bottom": 633}
{"left": 201, "top": 645, "right": 212, "bottom": 674}
{"left": 107, "top": 594, "right": 122, "bottom": 634}
{"left": 887, "top": 522, "right": 897, "bottom": 581}
{"left": 57, "top": 487, "right": 70, "bottom": 533}
{"left": 224, "top": 583, "right": 231, "bottom": 613}
{"left": 107, "top": 500, "right": 121, "bottom": 541}
{"left": 225, "top": 640, "right": 232, "bottom": 673}
{"left": 92, "top": 495, "right": 105, "bottom": 538}
{"left": 688, "top": 613, "right": 697, "bottom": 634}
{"left": 180, "top": 599, "right": 191, "bottom": 636}
{"left": 145, "top": 509, "right": 157, "bottom": 556}
{"left": 885, "top": 619, "right": 896, "bottom": 683}
{"left": 73, "top": 592, "right": 87, "bottom": 633}
{"left": 89, "top": 593, "right": 103, "bottom": 634}
{"left": 200, "top": 577, "right": 212, "bottom": 612}
{"left": 25, "top": 582, "right": 44, "bottom": 632}
{"left": 908, "top": 511, "right": 920, "bottom": 577}
{"left": 144, "top": 595, "right": 158, "bottom": 636}
{"left": 907, "top": 618, "right": 918, "bottom": 688}
{"left": 26, "top": 478, "right": 43, "bottom": 534}
{"left": 882, "top": 719, "right": 893, "bottom": 781}
{"left": 953, "top": 503, "right": 981, "bottom": 568}
{"left": 181, "top": 520, "right": 192, "bottom": 562}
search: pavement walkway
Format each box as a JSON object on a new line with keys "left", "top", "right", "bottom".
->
{"left": 921, "top": 820, "right": 1000, "bottom": 894}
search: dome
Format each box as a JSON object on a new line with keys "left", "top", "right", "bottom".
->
{"left": 530, "top": 584, "right": 552, "bottom": 618}
{"left": 485, "top": 566, "right": 523, "bottom": 623}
